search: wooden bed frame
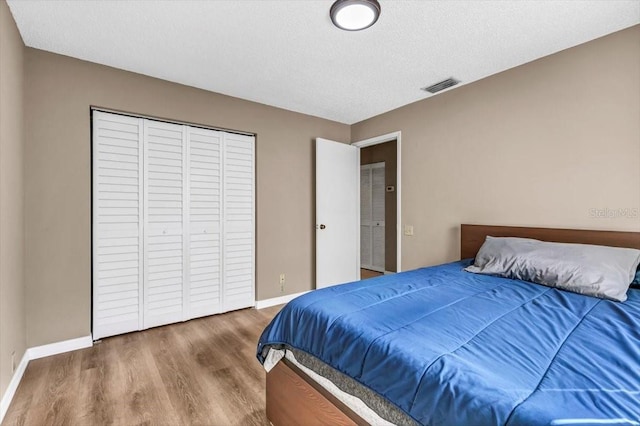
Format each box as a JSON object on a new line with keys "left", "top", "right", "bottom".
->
{"left": 265, "top": 224, "right": 640, "bottom": 426}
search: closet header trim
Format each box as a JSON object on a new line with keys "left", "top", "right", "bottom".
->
{"left": 90, "top": 106, "right": 256, "bottom": 137}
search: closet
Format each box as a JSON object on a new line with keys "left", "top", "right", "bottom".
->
{"left": 360, "top": 162, "right": 385, "bottom": 272}
{"left": 92, "top": 110, "right": 254, "bottom": 339}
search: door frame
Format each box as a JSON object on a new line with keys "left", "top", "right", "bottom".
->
{"left": 352, "top": 131, "right": 402, "bottom": 273}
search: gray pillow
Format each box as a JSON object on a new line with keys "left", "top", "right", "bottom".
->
{"left": 465, "top": 236, "right": 640, "bottom": 302}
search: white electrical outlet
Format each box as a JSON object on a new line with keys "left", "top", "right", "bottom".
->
{"left": 279, "top": 273, "right": 286, "bottom": 292}
{"left": 404, "top": 225, "right": 414, "bottom": 236}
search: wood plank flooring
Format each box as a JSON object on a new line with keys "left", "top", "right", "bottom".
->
{"left": 360, "top": 269, "right": 383, "bottom": 280}
{"left": 3, "top": 305, "right": 282, "bottom": 426}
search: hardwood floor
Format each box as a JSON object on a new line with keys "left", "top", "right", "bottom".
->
{"left": 360, "top": 269, "right": 383, "bottom": 280}
{"left": 3, "top": 305, "right": 282, "bottom": 426}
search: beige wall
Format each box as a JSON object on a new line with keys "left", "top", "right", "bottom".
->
{"left": 0, "top": 0, "right": 26, "bottom": 396}
{"left": 13, "top": 20, "right": 640, "bottom": 350}
{"left": 352, "top": 25, "right": 640, "bottom": 271}
{"left": 24, "top": 49, "right": 349, "bottom": 347}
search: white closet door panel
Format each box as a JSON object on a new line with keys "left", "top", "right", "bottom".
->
{"left": 360, "top": 165, "right": 373, "bottom": 270}
{"left": 372, "top": 164, "right": 385, "bottom": 271}
{"left": 98, "top": 199, "right": 138, "bottom": 209}
{"left": 360, "top": 167, "right": 371, "bottom": 222}
{"left": 97, "top": 311, "right": 138, "bottom": 328}
{"left": 147, "top": 282, "right": 181, "bottom": 294}
{"left": 98, "top": 289, "right": 138, "bottom": 302}
{"left": 93, "top": 111, "right": 143, "bottom": 340}
{"left": 190, "top": 274, "right": 218, "bottom": 285}
{"left": 361, "top": 225, "right": 372, "bottom": 269}
{"left": 372, "top": 165, "right": 385, "bottom": 222}
{"left": 223, "top": 134, "right": 255, "bottom": 312}
{"left": 98, "top": 250, "right": 139, "bottom": 263}
{"left": 147, "top": 290, "right": 183, "bottom": 303}
{"left": 98, "top": 152, "right": 138, "bottom": 164}
{"left": 99, "top": 192, "right": 139, "bottom": 202}
{"left": 98, "top": 144, "right": 139, "bottom": 157}
{"left": 143, "top": 120, "right": 185, "bottom": 329}
{"left": 188, "top": 127, "right": 223, "bottom": 319}
{"left": 97, "top": 282, "right": 138, "bottom": 295}
{"left": 146, "top": 276, "right": 181, "bottom": 289}
{"left": 372, "top": 226, "right": 385, "bottom": 271}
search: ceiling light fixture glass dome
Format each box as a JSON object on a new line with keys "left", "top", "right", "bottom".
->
{"left": 330, "top": 0, "right": 381, "bottom": 31}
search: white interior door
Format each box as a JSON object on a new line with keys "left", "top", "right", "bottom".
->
{"left": 316, "top": 138, "right": 359, "bottom": 289}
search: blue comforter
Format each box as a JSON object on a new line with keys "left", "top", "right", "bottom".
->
{"left": 257, "top": 260, "right": 640, "bottom": 426}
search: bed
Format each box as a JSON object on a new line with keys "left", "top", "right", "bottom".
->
{"left": 257, "top": 224, "right": 640, "bottom": 425}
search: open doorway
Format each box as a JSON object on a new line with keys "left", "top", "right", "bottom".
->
{"left": 352, "top": 132, "right": 402, "bottom": 279}
{"left": 359, "top": 140, "right": 397, "bottom": 279}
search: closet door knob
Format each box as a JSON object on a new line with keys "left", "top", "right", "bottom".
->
{"left": 319, "top": 224, "right": 326, "bottom": 230}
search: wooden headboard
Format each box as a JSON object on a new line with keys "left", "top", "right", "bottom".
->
{"left": 461, "top": 224, "right": 640, "bottom": 260}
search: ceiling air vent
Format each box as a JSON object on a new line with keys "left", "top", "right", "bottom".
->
{"left": 421, "top": 78, "right": 460, "bottom": 94}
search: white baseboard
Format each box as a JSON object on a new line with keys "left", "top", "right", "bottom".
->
{"left": 28, "top": 335, "right": 93, "bottom": 360}
{"left": 0, "top": 351, "right": 29, "bottom": 423}
{"left": 0, "top": 334, "right": 93, "bottom": 423}
{"left": 255, "top": 291, "right": 310, "bottom": 309}
{"left": 384, "top": 270, "right": 396, "bottom": 275}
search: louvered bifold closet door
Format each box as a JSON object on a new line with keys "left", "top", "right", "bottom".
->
{"left": 223, "top": 133, "right": 255, "bottom": 311}
{"left": 360, "top": 166, "right": 372, "bottom": 269}
{"left": 143, "top": 120, "right": 186, "bottom": 328}
{"left": 187, "top": 127, "right": 223, "bottom": 319}
{"left": 92, "top": 111, "right": 143, "bottom": 340}
{"left": 371, "top": 164, "right": 385, "bottom": 271}
{"left": 94, "top": 113, "right": 256, "bottom": 338}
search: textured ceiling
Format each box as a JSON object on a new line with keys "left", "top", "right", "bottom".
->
{"left": 7, "top": 0, "right": 639, "bottom": 124}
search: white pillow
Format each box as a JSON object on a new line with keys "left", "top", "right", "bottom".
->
{"left": 465, "top": 236, "right": 640, "bottom": 302}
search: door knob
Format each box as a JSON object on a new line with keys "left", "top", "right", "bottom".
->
{"left": 319, "top": 224, "right": 326, "bottom": 230}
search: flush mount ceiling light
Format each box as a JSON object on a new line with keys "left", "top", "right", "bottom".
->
{"left": 330, "top": 0, "right": 381, "bottom": 31}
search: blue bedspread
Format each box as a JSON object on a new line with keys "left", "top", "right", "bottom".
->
{"left": 257, "top": 260, "right": 640, "bottom": 426}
